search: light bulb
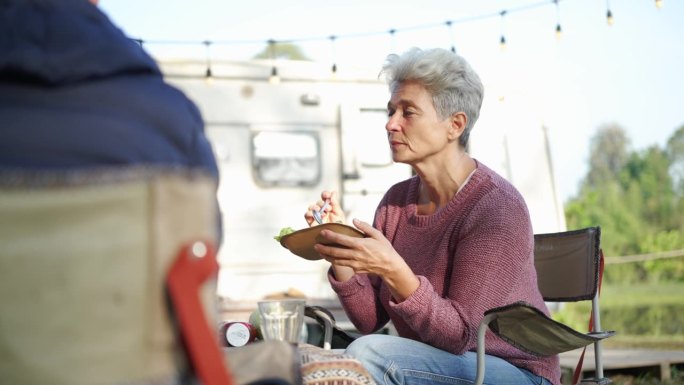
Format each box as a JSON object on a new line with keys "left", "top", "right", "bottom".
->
{"left": 606, "top": 9, "right": 614, "bottom": 25}
{"left": 555, "top": 24, "right": 562, "bottom": 40}
{"left": 655, "top": 0, "right": 663, "bottom": 8}
{"left": 204, "top": 68, "right": 214, "bottom": 85}
{"left": 499, "top": 35, "right": 506, "bottom": 50}
{"left": 269, "top": 66, "right": 280, "bottom": 85}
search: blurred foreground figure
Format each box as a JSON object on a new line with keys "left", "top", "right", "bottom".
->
{"left": 0, "top": 0, "right": 218, "bottom": 178}
{"left": 0, "top": 1, "right": 240, "bottom": 385}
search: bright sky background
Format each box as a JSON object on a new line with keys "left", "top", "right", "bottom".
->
{"left": 99, "top": 0, "right": 684, "bottom": 203}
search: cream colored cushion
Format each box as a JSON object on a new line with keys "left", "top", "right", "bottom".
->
{"left": 0, "top": 168, "right": 219, "bottom": 385}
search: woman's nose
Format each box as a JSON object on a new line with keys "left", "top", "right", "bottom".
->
{"left": 386, "top": 114, "right": 399, "bottom": 132}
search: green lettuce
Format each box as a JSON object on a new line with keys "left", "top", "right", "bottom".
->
{"left": 274, "top": 227, "right": 296, "bottom": 241}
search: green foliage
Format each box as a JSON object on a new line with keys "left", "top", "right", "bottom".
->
{"left": 639, "top": 231, "right": 684, "bottom": 282}
{"left": 252, "top": 43, "right": 310, "bottom": 61}
{"left": 552, "top": 282, "right": 684, "bottom": 340}
{"left": 585, "top": 123, "right": 631, "bottom": 189}
{"left": 667, "top": 125, "right": 684, "bottom": 197}
{"left": 565, "top": 123, "right": 684, "bottom": 283}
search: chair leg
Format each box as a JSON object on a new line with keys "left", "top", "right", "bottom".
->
{"left": 591, "top": 295, "right": 605, "bottom": 379}
{"left": 320, "top": 315, "right": 332, "bottom": 350}
{"left": 594, "top": 342, "right": 604, "bottom": 377}
{"left": 474, "top": 313, "right": 497, "bottom": 385}
{"left": 305, "top": 306, "right": 334, "bottom": 350}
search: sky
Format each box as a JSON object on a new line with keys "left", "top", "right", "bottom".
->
{"left": 98, "top": 0, "right": 684, "bottom": 202}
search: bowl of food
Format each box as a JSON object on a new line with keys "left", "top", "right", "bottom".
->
{"left": 276, "top": 223, "right": 365, "bottom": 260}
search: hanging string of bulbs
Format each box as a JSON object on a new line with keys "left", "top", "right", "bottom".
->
{"left": 132, "top": 0, "right": 666, "bottom": 83}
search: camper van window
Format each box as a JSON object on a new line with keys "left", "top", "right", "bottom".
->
{"left": 252, "top": 131, "right": 320, "bottom": 186}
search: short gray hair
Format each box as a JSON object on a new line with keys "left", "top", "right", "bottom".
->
{"left": 380, "top": 48, "right": 484, "bottom": 148}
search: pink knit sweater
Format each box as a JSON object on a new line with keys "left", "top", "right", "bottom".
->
{"left": 329, "top": 161, "right": 561, "bottom": 385}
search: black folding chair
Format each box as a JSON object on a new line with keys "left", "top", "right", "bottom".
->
{"left": 475, "top": 227, "right": 615, "bottom": 385}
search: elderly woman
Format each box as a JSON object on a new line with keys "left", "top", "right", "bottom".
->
{"left": 305, "top": 48, "right": 559, "bottom": 385}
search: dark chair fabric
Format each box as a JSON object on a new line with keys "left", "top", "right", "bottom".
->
{"left": 475, "top": 227, "right": 615, "bottom": 385}
{"left": 485, "top": 302, "right": 615, "bottom": 357}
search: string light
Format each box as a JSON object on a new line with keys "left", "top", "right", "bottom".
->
{"left": 445, "top": 20, "right": 456, "bottom": 53}
{"left": 329, "top": 35, "right": 337, "bottom": 79}
{"left": 554, "top": 0, "right": 562, "bottom": 40}
{"left": 132, "top": 0, "right": 579, "bottom": 52}
{"left": 268, "top": 39, "right": 280, "bottom": 84}
{"left": 499, "top": 10, "right": 507, "bottom": 51}
{"left": 269, "top": 66, "right": 280, "bottom": 85}
{"left": 203, "top": 40, "right": 213, "bottom": 85}
{"left": 122, "top": 0, "right": 666, "bottom": 81}
{"left": 389, "top": 29, "right": 397, "bottom": 54}
{"left": 606, "top": 0, "right": 615, "bottom": 26}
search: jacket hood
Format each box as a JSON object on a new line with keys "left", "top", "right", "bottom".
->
{"left": 0, "top": 0, "right": 160, "bottom": 85}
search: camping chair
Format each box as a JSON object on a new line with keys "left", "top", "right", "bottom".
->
{"left": 475, "top": 226, "right": 615, "bottom": 385}
{"left": 0, "top": 166, "right": 299, "bottom": 385}
{"left": 305, "top": 305, "right": 358, "bottom": 350}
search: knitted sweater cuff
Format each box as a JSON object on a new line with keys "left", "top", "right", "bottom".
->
{"left": 327, "top": 267, "right": 368, "bottom": 297}
{"left": 389, "top": 275, "right": 431, "bottom": 315}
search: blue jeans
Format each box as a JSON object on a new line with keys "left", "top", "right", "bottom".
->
{"left": 345, "top": 335, "right": 551, "bottom": 385}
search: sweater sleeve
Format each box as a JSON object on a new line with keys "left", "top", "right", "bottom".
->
{"left": 328, "top": 271, "right": 390, "bottom": 334}
{"left": 326, "top": 193, "right": 392, "bottom": 334}
{"left": 388, "top": 188, "right": 536, "bottom": 354}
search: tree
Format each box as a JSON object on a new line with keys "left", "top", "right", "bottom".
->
{"left": 565, "top": 124, "right": 684, "bottom": 283}
{"left": 666, "top": 124, "right": 684, "bottom": 196}
{"left": 252, "top": 42, "right": 310, "bottom": 61}
{"left": 666, "top": 125, "right": 684, "bottom": 237}
{"left": 584, "top": 123, "right": 631, "bottom": 189}
{"left": 620, "top": 145, "right": 677, "bottom": 229}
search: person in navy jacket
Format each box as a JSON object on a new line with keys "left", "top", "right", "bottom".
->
{"left": 0, "top": 0, "right": 219, "bottom": 180}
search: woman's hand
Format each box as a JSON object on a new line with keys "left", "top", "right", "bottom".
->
{"left": 304, "top": 190, "right": 346, "bottom": 227}
{"left": 314, "top": 218, "right": 420, "bottom": 301}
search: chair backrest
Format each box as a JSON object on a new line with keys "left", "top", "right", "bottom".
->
{"left": 475, "top": 226, "right": 612, "bottom": 385}
{"left": 534, "top": 226, "right": 601, "bottom": 302}
{"left": 0, "top": 167, "right": 219, "bottom": 385}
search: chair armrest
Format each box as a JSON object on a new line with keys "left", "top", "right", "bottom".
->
{"left": 485, "top": 302, "right": 615, "bottom": 356}
{"left": 474, "top": 302, "right": 615, "bottom": 385}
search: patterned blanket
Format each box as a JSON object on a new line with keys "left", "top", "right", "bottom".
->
{"left": 299, "top": 345, "right": 376, "bottom": 385}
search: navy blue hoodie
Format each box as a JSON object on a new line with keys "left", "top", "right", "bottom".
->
{"left": 0, "top": 0, "right": 218, "bottom": 178}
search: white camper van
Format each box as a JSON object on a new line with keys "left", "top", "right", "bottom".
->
{"left": 160, "top": 60, "right": 411, "bottom": 308}
{"left": 159, "top": 59, "right": 566, "bottom": 319}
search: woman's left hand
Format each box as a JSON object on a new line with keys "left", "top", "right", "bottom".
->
{"left": 314, "top": 218, "right": 420, "bottom": 301}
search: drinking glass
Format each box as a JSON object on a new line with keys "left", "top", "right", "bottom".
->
{"left": 257, "top": 299, "right": 305, "bottom": 343}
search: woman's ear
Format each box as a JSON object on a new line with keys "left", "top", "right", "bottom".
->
{"left": 448, "top": 112, "right": 468, "bottom": 142}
